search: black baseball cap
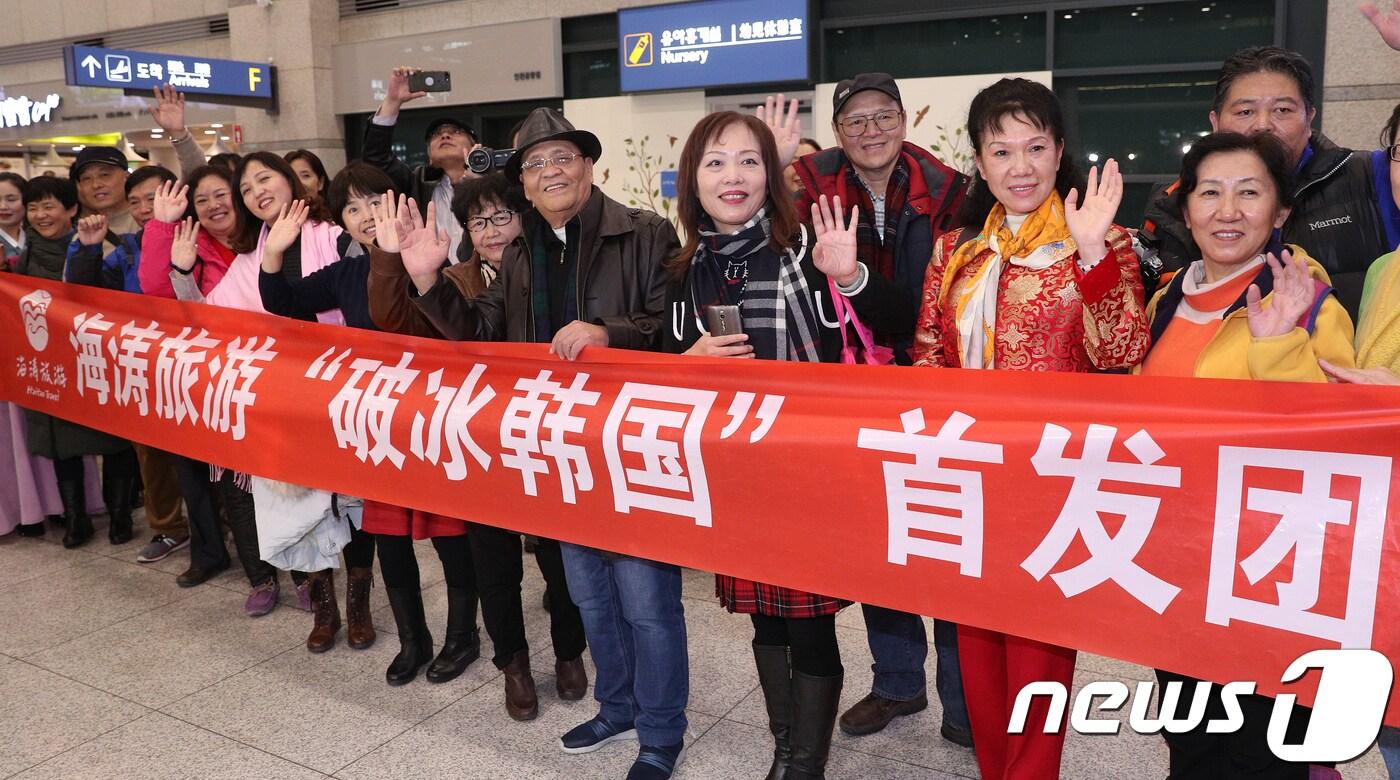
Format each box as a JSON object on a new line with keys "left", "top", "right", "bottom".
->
{"left": 832, "top": 73, "right": 902, "bottom": 116}
{"left": 424, "top": 118, "right": 477, "bottom": 143}
{"left": 70, "top": 146, "right": 128, "bottom": 179}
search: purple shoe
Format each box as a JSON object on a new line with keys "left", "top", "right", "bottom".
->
{"left": 245, "top": 580, "right": 280, "bottom": 617}
{"left": 295, "top": 580, "right": 313, "bottom": 612}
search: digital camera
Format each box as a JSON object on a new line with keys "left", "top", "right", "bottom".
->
{"left": 468, "top": 147, "right": 516, "bottom": 174}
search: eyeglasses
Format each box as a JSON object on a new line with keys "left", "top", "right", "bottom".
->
{"left": 836, "top": 110, "right": 904, "bottom": 137}
{"left": 465, "top": 209, "right": 517, "bottom": 232}
{"left": 1389, "top": 144, "right": 1400, "bottom": 163}
{"left": 521, "top": 152, "right": 582, "bottom": 172}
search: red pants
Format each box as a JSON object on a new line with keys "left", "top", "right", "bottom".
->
{"left": 960, "top": 625, "right": 1077, "bottom": 780}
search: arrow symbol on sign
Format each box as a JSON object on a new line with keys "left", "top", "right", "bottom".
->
{"left": 80, "top": 55, "right": 101, "bottom": 77}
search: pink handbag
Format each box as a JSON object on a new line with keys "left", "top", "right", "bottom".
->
{"left": 827, "top": 277, "right": 894, "bottom": 366}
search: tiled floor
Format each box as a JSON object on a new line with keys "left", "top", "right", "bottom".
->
{"left": 0, "top": 511, "right": 1389, "bottom": 779}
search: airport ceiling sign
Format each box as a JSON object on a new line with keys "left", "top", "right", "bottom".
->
{"left": 63, "top": 45, "right": 277, "bottom": 110}
{"left": 619, "top": 0, "right": 810, "bottom": 93}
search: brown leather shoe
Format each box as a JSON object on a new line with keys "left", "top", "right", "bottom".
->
{"left": 502, "top": 648, "right": 539, "bottom": 721}
{"left": 555, "top": 655, "right": 588, "bottom": 701}
{"left": 838, "top": 691, "right": 928, "bottom": 736}
{"left": 345, "top": 567, "right": 376, "bottom": 650}
{"left": 305, "top": 571, "right": 341, "bottom": 654}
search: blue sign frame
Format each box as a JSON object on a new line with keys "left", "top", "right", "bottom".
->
{"left": 619, "top": 0, "right": 811, "bottom": 93}
{"left": 63, "top": 45, "right": 277, "bottom": 110}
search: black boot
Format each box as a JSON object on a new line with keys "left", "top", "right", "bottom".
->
{"left": 102, "top": 451, "right": 135, "bottom": 545}
{"left": 385, "top": 587, "right": 434, "bottom": 686}
{"left": 787, "top": 670, "right": 843, "bottom": 780}
{"left": 425, "top": 587, "right": 480, "bottom": 683}
{"left": 56, "top": 459, "right": 93, "bottom": 549}
{"left": 754, "top": 645, "right": 794, "bottom": 780}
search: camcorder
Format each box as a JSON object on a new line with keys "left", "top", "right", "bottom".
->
{"left": 468, "top": 147, "right": 516, "bottom": 174}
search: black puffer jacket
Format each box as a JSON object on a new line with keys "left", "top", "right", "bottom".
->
{"left": 1138, "top": 133, "right": 1389, "bottom": 320}
{"left": 413, "top": 187, "right": 678, "bottom": 349}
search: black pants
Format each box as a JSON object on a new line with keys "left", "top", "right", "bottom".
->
{"left": 468, "top": 525, "right": 586, "bottom": 668}
{"left": 751, "top": 613, "right": 842, "bottom": 676}
{"left": 1155, "top": 669, "right": 1311, "bottom": 780}
{"left": 291, "top": 523, "right": 377, "bottom": 585}
{"left": 212, "top": 470, "right": 277, "bottom": 587}
{"left": 170, "top": 455, "right": 235, "bottom": 572}
{"left": 53, "top": 449, "right": 138, "bottom": 514}
{"left": 375, "top": 533, "right": 475, "bottom": 589}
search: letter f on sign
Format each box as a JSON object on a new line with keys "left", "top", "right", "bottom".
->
{"left": 1268, "top": 649, "right": 1392, "bottom": 763}
{"left": 248, "top": 67, "right": 262, "bottom": 93}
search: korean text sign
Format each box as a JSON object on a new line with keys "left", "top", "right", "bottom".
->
{"left": 618, "top": 0, "right": 809, "bottom": 93}
{"left": 63, "top": 45, "right": 274, "bottom": 104}
{"left": 4, "top": 275, "right": 1400, "bottom": 724}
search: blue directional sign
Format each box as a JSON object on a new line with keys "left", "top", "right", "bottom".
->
{"left": 63, "top": 45, "right": 276, "bottom": 109}
{"left": 619, "top": 0, "right": 809, "bottom": 93}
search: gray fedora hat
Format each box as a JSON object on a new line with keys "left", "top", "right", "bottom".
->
{"left": 505, "top": 107, "right": 602, "bottom": 183}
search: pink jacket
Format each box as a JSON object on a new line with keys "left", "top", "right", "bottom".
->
{"left": 140, "top": 218, "right": 234, "bottom": 298}
{"left": 205, "top": 219, "right": 346, "bottom": 326}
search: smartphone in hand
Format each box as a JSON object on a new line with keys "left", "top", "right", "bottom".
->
{"left": 705, "top": 305, "right": 744, "bottom": 336}
{"left": 409, "top": 71, "right": 452, "bottom": 92}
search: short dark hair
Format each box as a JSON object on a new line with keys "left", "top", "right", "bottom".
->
{"left": 450, "top": 173, "right": 529, "bottom": 226}
{"left": 957, "top": 77, "right": 1083, "bottom": 229}
{"left": 798, "top": 137, "right": 822, "bottom": 154}
{"left": 1175, "top": 132, "right": 1296, "bottom": 214}
{"left": 0, "top": 171, "right": 26, "bottom": 194}
{"left": 23, "top": 176, "right": 77, "bottom": 209}
{"left": 284, "top": 149, "right": 330, "bottom": 200}
{"left": 180, "top": 165, "right": 235, "bottom": 222}
{"left": 1383, "top": 102, "right": 1400, "bottom": 149}
{"left": 1214, "top": 46, "right": 1316, "bottom": 114}
{"left": 124, "top": 165, "right": 177, "bottom": 197}
{"left": 326, "top": 162, "right": 395, "bottom": 227}
{"left": 208, "top": 153, "right": 242, "bottom": 172}
{"left": 230, "top": 151, "right": 332, "bottom": 254}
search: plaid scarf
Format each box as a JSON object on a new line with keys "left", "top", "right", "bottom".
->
{"left": 690, "top": 209, "right": 821, "bottom": 362}
{"left": 527, "top": 216, "right": 578, "bottom": 342}
{"left": 847, "top": 156, "right": 910, "bottom": 282}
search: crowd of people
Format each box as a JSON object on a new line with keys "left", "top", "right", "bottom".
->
{"left": 2, "top": 8, "right": 1400, "bottom": 778}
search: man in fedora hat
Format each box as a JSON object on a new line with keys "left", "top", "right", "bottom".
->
{"left": 397, "top": 106, "right": 688, "bottom": 780}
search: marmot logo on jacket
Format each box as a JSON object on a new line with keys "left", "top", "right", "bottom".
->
{"left": 1309, "top": 215, "right": 1353, "bottom": 231}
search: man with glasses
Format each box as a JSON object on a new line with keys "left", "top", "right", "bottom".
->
{"left": 408, "top": 107, "right": 687, "bottom": 780}
{"left": 363, "top": 66, "right": 482, "bottom": 264}
{"left": 763, "top": 72, "right": 973, "bottom": 749}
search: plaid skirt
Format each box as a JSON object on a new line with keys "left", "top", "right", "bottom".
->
{"left": 360, "top": 499, "right": 468, "bottom": 539}
{"left": 716, "top": 574, "right": 847, "bottom": 619}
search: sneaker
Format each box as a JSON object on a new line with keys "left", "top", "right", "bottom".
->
{"left": 244, "top": 579, "right": 280, "bottom": 617}
{"left": 295, "top": 581, "right": 313, "bottom": 612}
{"left": 559, "top": 715, "right": 638, "bottom": 754}
{"left": 626, "top": 742, "right": 685, "bottom": 780}
{"left": 136, "top": 534, "right": 190, "bottom": 563}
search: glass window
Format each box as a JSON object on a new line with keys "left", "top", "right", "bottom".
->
{"left": 1056, "top": 70, "right": 1217, "bottom": 224}
{"left": 1054, "top": 1, "right": 1274, "bottom": 70}
{"left": 564, "top": 50, "right": 619, "bottom": 99}
{"left": 824, "top": 13, "right": 1046, "bottom": 81}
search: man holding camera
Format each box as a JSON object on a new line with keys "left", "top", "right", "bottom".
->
{"left": 363, "top": 66, "right": 482, "bottom": 263}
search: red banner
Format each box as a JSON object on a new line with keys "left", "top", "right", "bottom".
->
{"left": 4, "top": 275, "right": 1400, "bottom": 723}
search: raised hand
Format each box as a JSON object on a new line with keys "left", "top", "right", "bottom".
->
{"left": 384, "top": 66, "right": 427, "bottom": 112}
{"left": 1064, "top": 158, "right": 1122, "bottom": 267}
{"left": 263, "top": 200, "right": 309, "bottom": 259}
{"left": 400, "top": 199, "right": 449, "bottom": 292}
{"left": 153, "top": 180, "right": 188, "bottom": 224}
{"left": 756, "top": 94, "right": 802, "bottom": 168}
{"left": 1246, "top": 249, "right": 1315, "bottom": 339}
{"left": 810, "top": 195, "right": 860, "bottom": 287}
{"left": 370, "top": 191, "right": 404, "bottom": 254}
{"left": 684, "top": 332, "right": 754, "bottom": 359}
{"left": 1361, "top": 1, "right": 1400, "bottom": 50}
{"left": 147, "top": 85, "right": 187, "bottom": 136}
{"left": 76, "top": 214, "right": 108, "bottom": 247}
{"left": 170, "top": 217, "right": 201, "bottom": 272}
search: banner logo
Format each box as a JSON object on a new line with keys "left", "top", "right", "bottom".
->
{"left": 19, "top": 289, "right": 52, "bottom": 351}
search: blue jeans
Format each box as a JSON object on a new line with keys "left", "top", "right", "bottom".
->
{"left": 560, "top": 543, "right": 688, "bottom": 746}
{"left": 1381, "top": 725, "right": 1400, "bottom": 778}
{"left": 861, "top": 604, "right": 969, "bottom": 733}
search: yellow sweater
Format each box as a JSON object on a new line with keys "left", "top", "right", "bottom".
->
{"left": 1356, "top": 250, "right": 1400, "bottom": 373}
{"left": 1136, "top": 247, "right": 1356, "bottom": 382}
